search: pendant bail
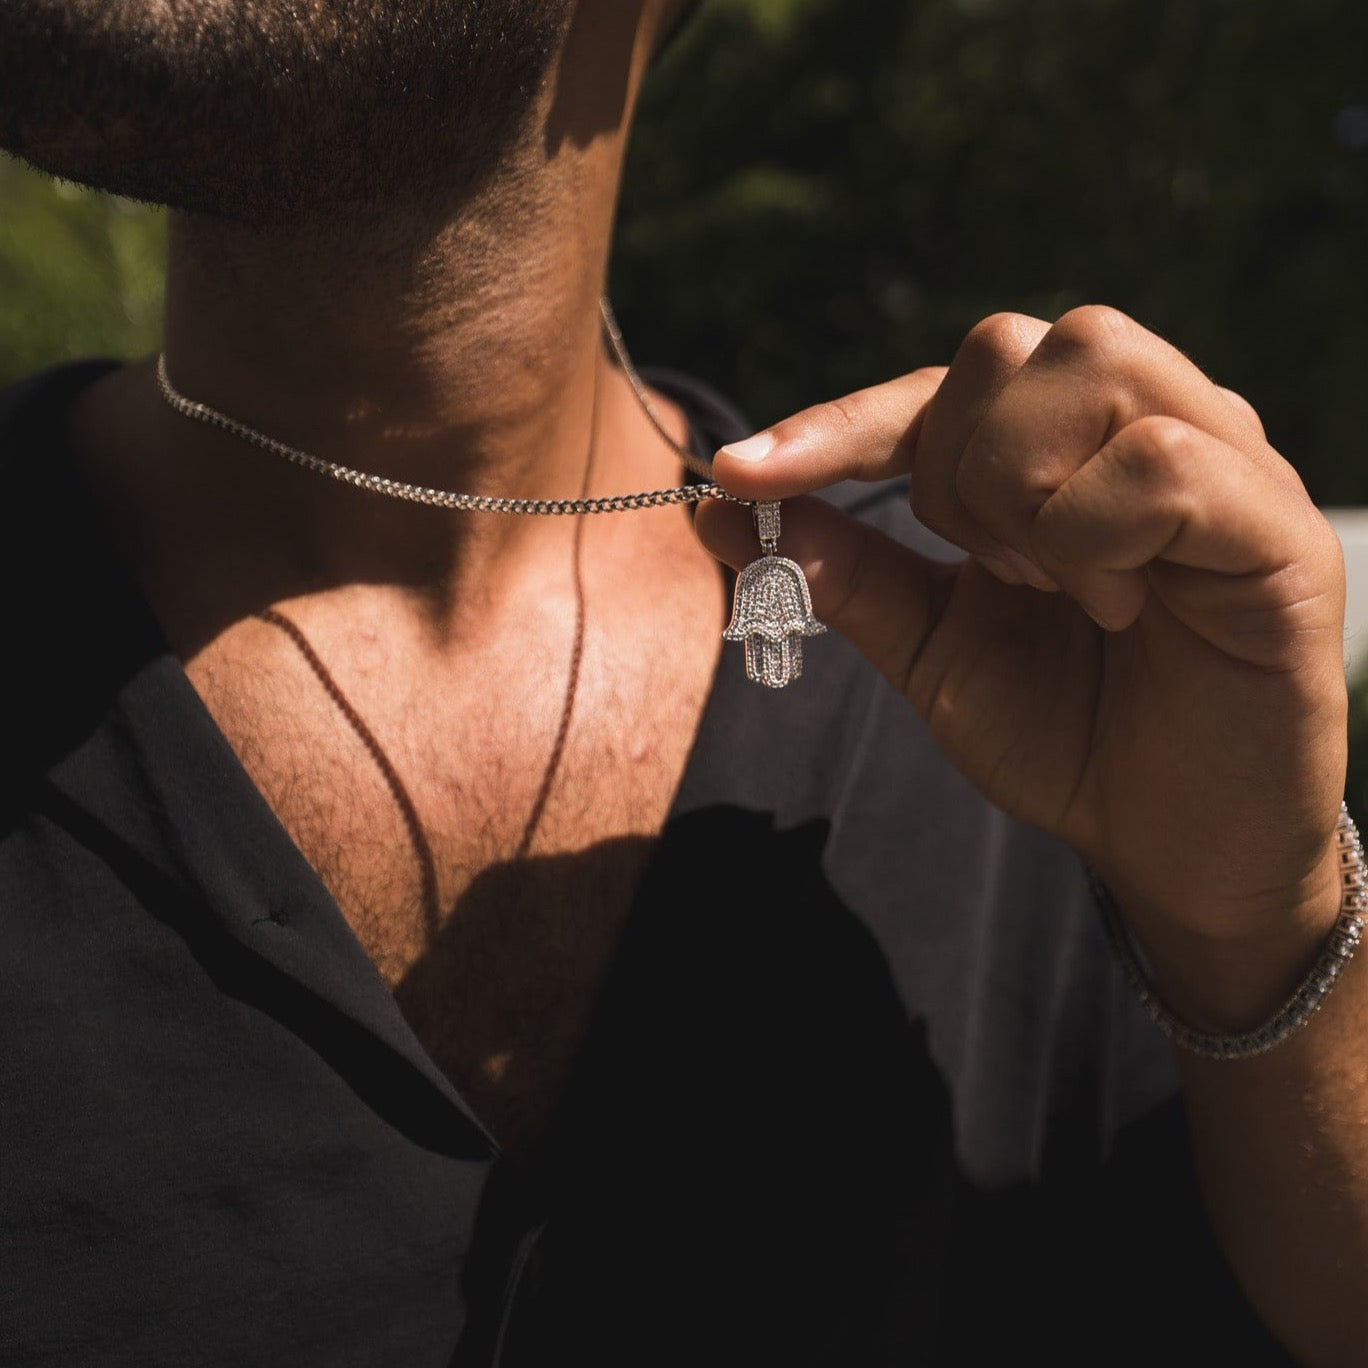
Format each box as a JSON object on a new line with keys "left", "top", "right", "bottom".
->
{"left": 753, "top": 500, "right": 781, "bottom": 556}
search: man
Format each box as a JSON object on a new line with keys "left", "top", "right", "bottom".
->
{"left": 0, "top": 2, "right": 1362, "bottom": 1365}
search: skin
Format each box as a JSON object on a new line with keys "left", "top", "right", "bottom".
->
{"left": 695, "top": 314, "right": 1364, "bottom": 1363}
{"left": 19, "top": 0, "right": 728, "bottom": 1160}
{"left": 4, "top": 1, "right": 1365, "bottom": 1360}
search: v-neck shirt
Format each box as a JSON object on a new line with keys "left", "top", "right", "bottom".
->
{"left": 0, "top": 361, "right": 1293, "bottom": 1365}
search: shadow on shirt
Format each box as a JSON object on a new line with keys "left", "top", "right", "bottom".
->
{"left": 444, "top": 807, "right": 1294, "bottom": 1368}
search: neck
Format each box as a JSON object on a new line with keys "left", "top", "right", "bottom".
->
{"left": 72, "top": 1, "right": 698, "bottom": 638}
{"left": 161, "top": 154, "right": 613, "bottom": 505}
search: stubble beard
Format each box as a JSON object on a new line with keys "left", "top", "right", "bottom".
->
{"left": 0, "top": 1, "right": 576, "bottom": 228}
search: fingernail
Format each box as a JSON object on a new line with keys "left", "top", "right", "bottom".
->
{"left": 718, "top": 432, "right": 776, "bottom": 463}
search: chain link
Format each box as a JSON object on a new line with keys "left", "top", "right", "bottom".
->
{"left": 155, "top": 299, "right": 747, "bottom": 515}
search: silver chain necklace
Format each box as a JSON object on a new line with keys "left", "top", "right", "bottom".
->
{"left": 154, "top": 297, "right": 826, "bottom": 686}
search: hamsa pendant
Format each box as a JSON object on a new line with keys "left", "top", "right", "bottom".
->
{"left": 722, "top": 501, "right": 826, "bottom": 688}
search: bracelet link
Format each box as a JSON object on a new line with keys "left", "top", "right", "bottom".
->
{"left": 1093, "top": 802, "right": 1368, "bottom": 1061}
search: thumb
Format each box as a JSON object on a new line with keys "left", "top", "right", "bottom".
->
{"left": 693, "top": 493, "right": 949, "bottom": 692}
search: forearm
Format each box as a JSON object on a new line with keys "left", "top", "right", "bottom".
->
{"left": 1127, "top": 851, "right": 1368, "bottom": 1367}
{"left": 1180, "top": 967, "right": 1368, "bottom": 1368}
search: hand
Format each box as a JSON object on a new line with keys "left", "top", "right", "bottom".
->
{"left": 695, "top": 306, "right": 1349, "bottom": 1015}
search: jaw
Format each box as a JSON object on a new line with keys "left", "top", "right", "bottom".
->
{"left": 0, "top": 0, "right": 576, "bottom": 224}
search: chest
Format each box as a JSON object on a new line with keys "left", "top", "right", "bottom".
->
{"left": 187, "top": 583, "right": 724, "bottom": 1154}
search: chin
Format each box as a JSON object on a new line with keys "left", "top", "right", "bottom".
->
{"left": 0, "top": 0, "right": 574, "bottom": 225}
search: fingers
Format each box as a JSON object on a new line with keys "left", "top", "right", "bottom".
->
{"left": 710, "top": 367, "right": 947, "bottom": 501}
{"left": 693, "top": 494, "right": 945, "bottom": 692}
{"left": 1217, "top": 385, "right": 1268, "bottom": 444}
{"left": 1030, "top": 415, "right": 1341, "bottom": 660}
{"left": 908, "top": 306, "right": 1297, "bottom": 589}
{"left": 695, "top": 413, "right": 1339, "bottom": 695}
{"left": 907, "top": 312, "right": 1051, "bottom": 568}
{"left": 701, "top": 304, "right": 1324, "bottom": 659}
{"left": 944, "top": 307, "right": 1257, "bottom": 577}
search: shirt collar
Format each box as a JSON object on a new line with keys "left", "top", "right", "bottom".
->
{"left": 2, "top": 362, "right": 498, "bottom": 1159}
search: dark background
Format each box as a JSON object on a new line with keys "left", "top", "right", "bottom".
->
{"left": 4, "top": 0, "right": 1368, "bottom": 812}
{"left": 612, "top": 0, "right": 1368, "bottom": 501}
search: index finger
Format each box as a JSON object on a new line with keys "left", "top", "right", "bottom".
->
{"left": 710, "top": 367, "right": 947, "bottom": 501}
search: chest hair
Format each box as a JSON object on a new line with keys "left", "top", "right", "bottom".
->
{"left": 188, "top": 581, "right": 723, "bottom": 1155}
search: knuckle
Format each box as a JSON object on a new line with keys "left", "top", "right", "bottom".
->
{"left": 1219, "top": 385, "right": 1267, "bottom": 440}
{"left": 1305, "top": 504, "right": 1346, "bottom": 570}
{"left": 957, "top": 311, "right": 1045, "bottom": 367}
{"left": 1115, "top": 414, "right": 1195, "bottom": 483}
{"left": 766, "top": 393, "right": 865, "bottom": 449}
{"left": 815, "top": 393, "right": 869, "bottom": 440}
{"left": 1048, "top": 303, "right": 1139, "bottom": 354}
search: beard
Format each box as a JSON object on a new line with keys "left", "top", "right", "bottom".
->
{"left": 0, "top": 1, "right": 576, "bottom": 226}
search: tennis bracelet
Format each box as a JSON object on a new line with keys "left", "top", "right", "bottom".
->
{"left": 1092, "top": 802, "right": 1367, "bottom": 1060}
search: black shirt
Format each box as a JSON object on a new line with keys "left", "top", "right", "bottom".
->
{"left": 0, "top": 363, "right": 1292, "bottom": 1365}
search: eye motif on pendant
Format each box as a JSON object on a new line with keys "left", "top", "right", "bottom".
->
{"left": 723, "top": 501, "right": 827, "bottom": 688}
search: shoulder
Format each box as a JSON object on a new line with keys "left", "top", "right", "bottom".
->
{"left": 0, "top": 360, "right": 122, "bottom": 470}
{"left": 0, "top": 359, "right": 145, "bottom": 777}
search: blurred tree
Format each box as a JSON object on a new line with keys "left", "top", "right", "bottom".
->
{"left": 613, "top": 0, "right": 1368, "bottom": 504}
{"left": 0, "top": 157, "right": 165, "bottom": 380}
{"left": 4, "top": 0, "right": 1365, "bottom": 500}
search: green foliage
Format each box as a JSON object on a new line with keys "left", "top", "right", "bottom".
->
{"left": 5, "top": 0, "right": 1365, "bottom": 502}
{"left": 614, "top": 0, "right": 1368, "bottom": 503}
{"left": 0, "top": 158, "right": 166, "bottom": 380}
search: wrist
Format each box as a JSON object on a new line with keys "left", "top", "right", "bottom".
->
{"left": 1092, "top": 805, "right": 1364, "bottom": 1057}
